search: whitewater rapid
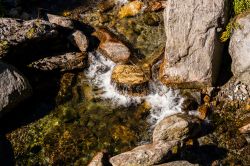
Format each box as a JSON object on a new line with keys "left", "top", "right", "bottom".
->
{"left": 85, "top": 52, "right": 184, "bottom": 126}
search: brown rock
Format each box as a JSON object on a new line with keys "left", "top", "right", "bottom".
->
{"left": 47, "top": 14, "right": 74, "bottom": 29}
{"left": 153, "top": 114, "right": 201, "bottom": 142}
{"left": 68, "top": 30, "right": 89, "bottom": 52}
{"left": 109, "top": 140, "right": 179, "bottom": 166}
{"left": 93, "top": 28, "right": 130, "bottom": 63}
{"left": 111, "top": 64, "right": 150, "bottom": 95}
{"left": 147, "top": 1, "right": 165, "bottom": 12}
{"left": 29, "top": 52, "right": 87, "bottom": 71}
{"left": 197, "top": 104, "right": 210, "bottom": 120}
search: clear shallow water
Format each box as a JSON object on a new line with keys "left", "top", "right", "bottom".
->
{"left": 8, "top": 51, "right": 184, "bottom": 165}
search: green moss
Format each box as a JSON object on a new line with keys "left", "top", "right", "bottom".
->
{"left": 26, "top": 28, "right": 36, "bottom": 39}
{"left": 221, "top": 0, "right": 250, "bottom": 42}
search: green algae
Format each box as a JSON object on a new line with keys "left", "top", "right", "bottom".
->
{"left": 7, "top": 72, "right": 150, "bottom": 165}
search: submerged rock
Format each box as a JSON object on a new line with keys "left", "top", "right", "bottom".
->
{"left": 229, "top": 13, "right": 250, "bottom": 76}
{"left": 87, "top": 152, "right": 105, "bottom": 166}
{"left": 47, "top": 14, "right": 74, "bottom": 29}
{"left": 153, "top": 114, "right": 201, "bottom": 142}
{"left": 93, "top": 28, "right": 130, "bottom": 63}
{"left": 68, "top": 30, "right": 89, "bottom": 52}
{"left": 0, "top": 18, "right": 57, "bottom": 58}
{"left": 118, "top": 1, "right": 143, "bottom": 19}
{"left": 111, "top": 64, "right": 150, "bottom": 95}
{"left": 160, "top": 0, "right": 228, "bottom": 88}
{"left": 0, "top": 61, "right": 32, "bottom": 116}
{"left": 109, "top": 140, "right": 179, "bottom": 166}
{"left": 29, "top": 52, "right": 87, "bottom": 71}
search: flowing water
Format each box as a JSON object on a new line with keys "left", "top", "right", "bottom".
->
{"left": 85, "top": 51, "right": 184, "bottom": 127}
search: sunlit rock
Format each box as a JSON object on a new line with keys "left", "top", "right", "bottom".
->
{"left": 110, "top": 140, "right": 179, "bottom": 166}
{"left": 47, "top": 14, "right": 74, "bottom": 29}
{"left": 93, "top": 28, "right": 130, "bottom": 63}
{"left": 29, "top": 52, "right": 87, "bottom": 71}
{"left": 156, "top": 161, "right": 198, "bottom": 166}
{"left": 153, "top": 114, "right": 201, "bottom": 142}
{"left": 68, "top": 30, "right": 89, "bottom": 52}
{"left": 111, "top": 64, "right": 150, "bottom": 96}
{"left": 229, "top": 13, "right": 250, "bottom": 76}
{"left": 160, "top": 0, "right": 229, "bottom": 88}
{"left": 118, "top": 1, "right": 143, "bottom": 19}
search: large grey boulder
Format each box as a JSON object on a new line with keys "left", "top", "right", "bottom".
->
{"left": 229, "top": 13, "right": 250, "bottom": 76}
{"left": 0, "top": 62, "right": 32, "bottom": 116}
{"left": 160, "top": 0, "right": 228, "bottom": 88}
{"left": 109, "top": 141, "right": 179, "bottom": 166}
{"left": 0, "top": 18, "right": 58, "bottom": 58}
{"left": 153, "top": 114, "right": 201, "bottom": 143}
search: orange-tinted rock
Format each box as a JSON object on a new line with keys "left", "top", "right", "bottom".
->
{"left": 118, "top": 1, "right": 143, "bottom": 19}
{"left": 111, "top": 64, "right": 150, "bottom": 95}
{"left": 93, "top": 28, "right": 130, "bottom": 63}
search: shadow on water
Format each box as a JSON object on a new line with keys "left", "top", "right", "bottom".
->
{"left": 168, "top": 144, "right": 228, "bottom": 166}
{"left": 0, "top": 134, "right": 15, "bottom": 166}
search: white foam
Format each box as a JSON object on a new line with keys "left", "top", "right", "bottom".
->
{"left": 115, "top": 0, "right": 128, "bottom": 4}
{"left": 85, "top": 52, "right": 184, "bottom": 126}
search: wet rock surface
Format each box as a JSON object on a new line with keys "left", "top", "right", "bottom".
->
{"left": 160, "top": 0, "right": 228, "bottom": 87}
{"left": 0, "top": 61, "right": 32, "bottom": 116}
{"left": 93, "top": 28, "right": 131, "bottom": 63}
{"left": 111, "top": 64, "right": 150, "bottom": 95}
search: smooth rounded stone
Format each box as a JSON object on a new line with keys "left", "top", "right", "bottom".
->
{"left": 87, "top": 152, "right": 104, "bottom": 166}
{"left": 0, "top": 18, "right": 58, "bottom": 58}
{"left": 47, "top": 13, "right": 74, "bottom": 29}
{"left": 156, "top": 161, "right": 198, "bottom": 166}
{"left": 68, "top": 30, "right": 89, "bottom": 52}
{"left": 160, "top": 0, "right": 229, "bottom": 88}
{"left": 29, "top": 52, "right": 87, "bottom": 71}
{"left": 111, "top": 64, "right": 150, "bottom": 95}
{"left": 229, "top": 13, "right": 250, "bottom": 76}
{"left": 0, "top": 61, "right": 32, "bottom": 116}
{"left": 110, "top": 140, "right": 179, "bottom": 166}
{"left": 93, "top": 28, "right": 130, "bottom": 63}
{"left": 153, "top": 114, "right": 201, "bottom": 143}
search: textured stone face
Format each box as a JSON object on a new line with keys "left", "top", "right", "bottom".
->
{"left": 0, "top": 18, "right": 57, "bottom": 58}
{"left": 153, "top": 114, "right": 201, "bottom": 142}
{"left": 229, "top": 13, "right": 250, "bottom": 76}
{"left": 29, "top": 52, "right": 87, "bottom": 71}
{"left": 156, "top": 161, "right": 199, "bottom": 166}
{"left": 68, "top": 30, "right": 89, "bottom": 52}
{"left": 160, "top": 0, "right": 228, "bottom": 87}
{"left": 109, "top": 140, "right": 179, "bottom": 166}
{"left": 47, "top": 14, "right": 74, "bottom": 29}
{"left": 0, "top": 62, "right": 32, "bottom": 116}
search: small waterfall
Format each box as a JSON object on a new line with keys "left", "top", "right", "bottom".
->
{"left": 85, "top": 52, "right": 184, "bottom": 126}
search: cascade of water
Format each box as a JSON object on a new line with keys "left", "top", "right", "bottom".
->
{"left": 85, "top": 52, "right": 184, "bottom": 127}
